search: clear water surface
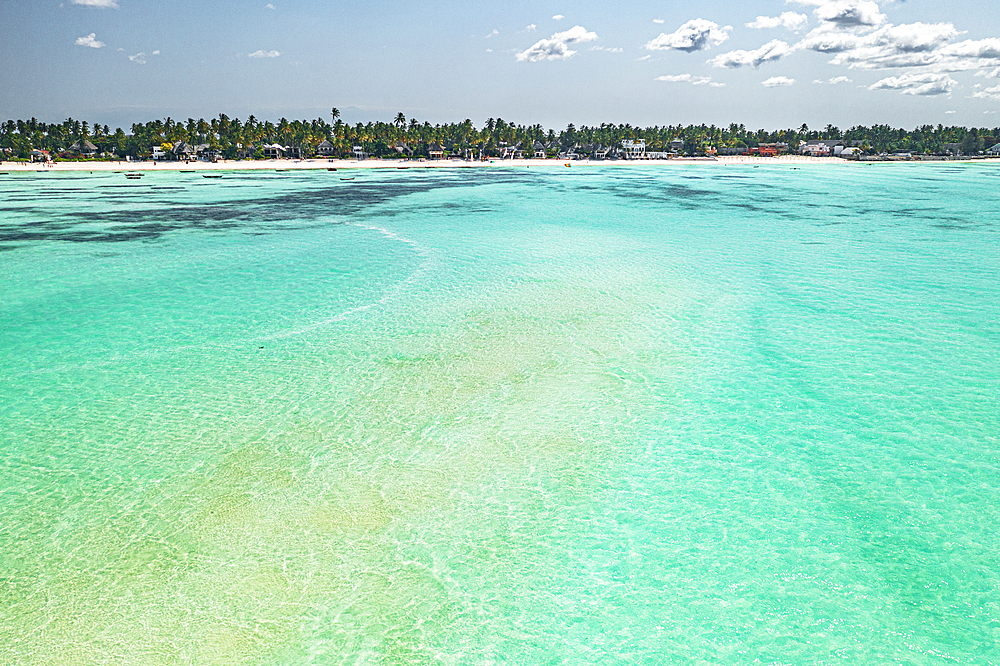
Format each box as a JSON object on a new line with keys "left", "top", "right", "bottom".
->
{"left": 1, "top": 164, "right": 998, "bottom": 664}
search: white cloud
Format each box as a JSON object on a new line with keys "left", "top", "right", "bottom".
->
{"left": 591, "top": 46, "right": 623, "bottom": 53}
{"left": 814, "top": 1, "right": 886, "bottom": 29}
{"left": 976, "top": 67, "right": 1000, "bottom": 78}
{"left": 553, "top": 15, "right": 564, "bottom": 21}
{"left": 74, "top": 33, "right": 104, "bottom": 48}
{"left": 655, "top": 74, "right": 724, "bottom": 86}
{"left": 636, "top": 55, "right": 652, "bottom": 61}
{"left": 746, "top": 12, "right": 808, "bottom": 32}
{"left": 71, "top": 0, "right": 119, "bottom": 7}
{"left": 486, "top": 29, "right": 498, "bottom": 38}
{"left": 937, "top": 38, "right": 1000, "bottom": 65}
{"left": 829, "top": 75, "right": 852, "bottom": 83}
{"left": 525, "top": 24, "right": 536, "bottom": 32}
{"left": 128, "top": 52, "right": 146, "bottom": 64}
{"left": 248, "top": 49, "right": 281, "bottom": 58}
{"left": 945, "top": 110, "right": 956, "bottom": 114}
{"left": 868, "top": 72, "right": 957, "bottom": 95}
{"left": 646, "top": 19, "right": 731, "bottom": 52}
{"left": 796, "top": 22, "right": 962, "bottom": 70}
{"left": 762, "top": 76, "right": 795, "bottom": 87}
{"left": 265, "top": 3, "right": 275, "bottom": 8}
{"left": 653, "top": 19, "right": 664, "bottom": 24}
{"left": 152, "top": 49, "right": 160, "bottom": 55}
{"left": 708, "top": 39, "right": 793, "bottom": 68}
{"left": 972, "top": 84, "right": 1000, "bottom": 101}
{"left": 516, "top": 25, "right": 597, "bottom": 62}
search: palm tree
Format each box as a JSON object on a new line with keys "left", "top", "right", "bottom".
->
{"left": 331, "top": 108, "right": 340, "bottom": 125}
{"left": 394, "top": 112, "right": 406, "bottom": 128}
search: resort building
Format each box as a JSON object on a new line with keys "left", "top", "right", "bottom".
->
{"left": 988, "top": 143, "right": 1000, "bottom": 156}
{"left": 171, "top": 142, "right": 195, "bottom": 160}
{"left": 427, "top": 143, "right": 444, "bottom": 159}
{"left": 196, "top": 144, "right": 222, "bottom": 161}
{"left": 500, "top": 142, "right": 523, "bottom": 159}
{"left": 799, "top": 140, "right": 844, "bottom": 156}
{"left": 262, "top": 143, "right": 285, "bottom": 159}
{"left": 69, "top": 139, "right": 98, "bottom": 156}
{"left": 749, "top": 142, "right": 788, "bottom": 156}
{"left": 591, "top": 144, "right": 612, "bottom": 159}
{"left": 621, "top": 139, "right": 647, "bottom": 159}
{"left": 316, "top": 140, "right": 336, "bottom": 156}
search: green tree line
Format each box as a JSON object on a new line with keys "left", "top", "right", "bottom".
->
{"left": 2, "top": 111, "right": 998, "bottom": 159}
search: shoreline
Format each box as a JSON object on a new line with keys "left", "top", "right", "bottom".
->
{"left": 1, "top": 155, "right": 998, "bottom": 173}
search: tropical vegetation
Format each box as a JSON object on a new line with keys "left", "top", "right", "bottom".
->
{"left": 1, "top": 110, "right": 997, "bottom": 160}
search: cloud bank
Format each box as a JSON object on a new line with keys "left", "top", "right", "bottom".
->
{"left": 655, "top": 74, "right": 725, "bottom": 87}
{"left": 709, "top": 39, "right": 793, "bottom": 68}
{"left": 746, "top": 13, "right": 808, "bottom": 32}
{"left": 646, "top": 19, "right": 730, "bottom": 52}
{"left": 71, "top": 0, "right": 119, "bottom": 7}
{"left": 868, "top": 72, "right": 958, "bottom": 95}
{"left": 762, "top": 76, "right": 795, "bottom": 87}
{"left": 75, "top": 33, "right": 105, "bottom": 48}
{"left": 516, "top": 25, "right": 598, "bottom": 62}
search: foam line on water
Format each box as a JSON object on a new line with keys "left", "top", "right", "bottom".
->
{"left": 4, "top": 220, "right": 437, "bottom": 377}
{"left": 256, "top": 220, "right": 436, "bottom": 341}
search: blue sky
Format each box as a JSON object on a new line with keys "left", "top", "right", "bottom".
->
{"left": 1, "top": 0, "right": 998, "bottom": 129}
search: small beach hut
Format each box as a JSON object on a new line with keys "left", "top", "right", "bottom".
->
{"left": 172, "top": 142, "right": 195, "bottom": 160}
{"left": 316, "top": 140, "right": 336, "bottom": 156}
{"left": 69, "top": 139, "right": 98, "bottom": 156}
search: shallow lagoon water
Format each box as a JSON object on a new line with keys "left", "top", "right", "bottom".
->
{"left": 1, "top": 164, "right": 999, "bottom": 664}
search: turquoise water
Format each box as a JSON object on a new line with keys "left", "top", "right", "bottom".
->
{"left": 1, "top": 164, "right": 999, "bottom": 664}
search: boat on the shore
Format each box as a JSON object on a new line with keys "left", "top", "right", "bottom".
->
{"left": 203, "top": 174, "right": 223, "bottom": 179}
{"left": 125, "top": 172, "right": 143, "bottom": 179}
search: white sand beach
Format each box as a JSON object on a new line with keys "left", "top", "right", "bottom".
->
{"left": 3, "top": 154, "right": 998, "bottom": 173}
{"left": 0, "top": 154, "right": 945, "bottom": 173}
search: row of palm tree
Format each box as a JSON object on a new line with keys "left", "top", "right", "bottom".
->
{"left": 1, "top": 111, "right": 997, "bottom": 159}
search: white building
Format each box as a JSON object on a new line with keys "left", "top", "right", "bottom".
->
{"left": 621, "top": 139, "right": 646, "bottom": 159}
